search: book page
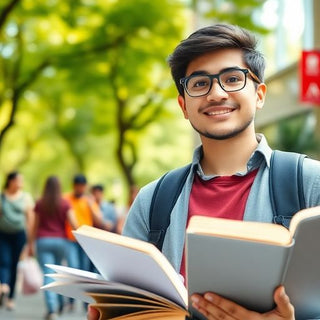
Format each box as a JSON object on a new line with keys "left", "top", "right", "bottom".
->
{"left": 45, "top": 273, "right": 114, "bottom": 285}
{"left": 94, "top": 304, "right": 189, "bottom": 320}
{"left": 42, "top": 278, "right": 185, "bottom": 308}
{"left": 87, "top": 292, "right": 177, "bottom": 309}
{"left": 187, "top": 216, "right": 292, "bottom": 245}
{"left": 42, "top": 281, "right": 115, "bottom": 303}
{"left": 73, "top": 226, "right": 187, "bottom": 308}
{"left": 46, "top": 264, "right": 104, "bottom": 280}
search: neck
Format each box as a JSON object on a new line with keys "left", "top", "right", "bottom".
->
{"left": 200, "top": 130, "right": 258, "bottom": 176}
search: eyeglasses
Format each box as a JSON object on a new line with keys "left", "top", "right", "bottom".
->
{"left": 179, "top": 68, "right": 261, "bottom": 97}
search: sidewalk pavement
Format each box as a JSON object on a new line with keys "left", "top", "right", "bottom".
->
{"left": 0, "top": 290, "right": 88, "bottom": 320}
{"left": 0, "top": 260, "right": 89, "bottom": 320}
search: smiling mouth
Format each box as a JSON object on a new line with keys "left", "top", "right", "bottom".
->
{"left": 205, "top": 109, "right": 234, "bottom": 116}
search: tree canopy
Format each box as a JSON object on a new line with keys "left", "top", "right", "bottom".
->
{"left": 0, "top": 0, "right": 190, "bottom": 200}
{"left": 0, "top": 0, "right": 268, "bottom": 203}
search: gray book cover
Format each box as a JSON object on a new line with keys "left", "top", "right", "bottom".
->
{"left": 186, "top": 214, "right": 320, "bottom": 320}
{"left": 186, "top": 234, "right": 293, "bottom": 319}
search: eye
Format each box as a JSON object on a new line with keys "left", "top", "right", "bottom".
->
{"left": 225, "top": 74, "right": 242, "bottom": 83}
{"left": 227, "top": 76, "right": 240, "bottom": 83}
{"left": 189, "top": 76, "right": 210, "bottom": 89}
{"left": 220, "top": 70, "right": 245, "bottom": 86}
{"left": 194, "top": 80, "right": 209, "bottom": 87}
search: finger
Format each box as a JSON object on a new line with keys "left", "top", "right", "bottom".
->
{"left": 191, "top": 293, "right": 256, "bottom": 320}
{"left": 87, "top": 305, "right": 100, "bottom": 320}
{"left": 191, "top": 294, "right": 216, "bottom": 320}
{"left": 273, "top": 286, "right": 295, "bottom": 317}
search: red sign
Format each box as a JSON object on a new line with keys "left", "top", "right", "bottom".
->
{"left": 300, "top": 50, "right": 320, "bottom": 105}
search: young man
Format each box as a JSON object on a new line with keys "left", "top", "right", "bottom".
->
{"left": 88, "top": 24, "right": 320, "bottom": 320}
{"left": 64, "top": 174, "right": 104, "bottom": 311}
{"left": 90, "top": 184, "right": 118, "bottom": 232}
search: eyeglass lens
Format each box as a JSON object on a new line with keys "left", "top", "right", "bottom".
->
{"left": 185, "top": 69, "right": 247, "bottom": 96}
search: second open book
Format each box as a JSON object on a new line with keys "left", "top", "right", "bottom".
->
{"left": 43, "top": 208, "right": 320, "bottom": 320}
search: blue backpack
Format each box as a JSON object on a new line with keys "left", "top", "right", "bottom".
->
{"left": 148, "top": 150, "right": 307, "bottom": 251}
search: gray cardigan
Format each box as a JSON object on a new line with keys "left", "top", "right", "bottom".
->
{"left": 123, "top": 134, "right": 320, "bottom": 272}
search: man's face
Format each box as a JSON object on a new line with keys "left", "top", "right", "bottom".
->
{"left": 73, "top": 183, "right": 87, "bottom": 197}
{"left": 178, "top": 48, "right": 266, "bottom": 141}
{"left": 91, "top": 189, "right": 103, "bottom": 202}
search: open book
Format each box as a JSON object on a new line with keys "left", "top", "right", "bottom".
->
{"left": 186, "top": 207, "right": 320, "bottom": 320}
{"left": 43, "top": 226, "right": 189, "bottom": 320}
{"left": 43, "top": 208, "right": 320, "bottom": 320}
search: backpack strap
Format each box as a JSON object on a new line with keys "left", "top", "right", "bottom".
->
{"left": 148, "top": 164, "right": 192, "bottom": 251}
{"left": 269, "top": 150, "right": 307, "bottom": 228}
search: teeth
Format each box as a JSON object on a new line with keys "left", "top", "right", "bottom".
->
{"left": 207, "top": 109, "right": 232, "bottom": 115}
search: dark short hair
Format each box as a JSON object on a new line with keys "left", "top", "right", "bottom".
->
{"left": 168, "top": 23, "right": 265, "bottom": 96}
{"left": 91, "top": 184, "right": 104, "bottom": 192}
{"left": 73, "top": 174, "right": 87, "bottom": 185}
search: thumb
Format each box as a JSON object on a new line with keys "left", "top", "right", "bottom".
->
{"left": 273, "top": 286, "right": 295, "bottom": 318}
{"left": 87, "top": 305, "right": 100, "bottom": 320}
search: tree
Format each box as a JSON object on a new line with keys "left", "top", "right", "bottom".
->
{"left": 0, "top": 0, "right": 186, "bottom": 201}
{"left": 0, "top": 0, "right": 270, "bottom": 201}
{"left": 267, "top": 112, "right": 320, "bottom": 157}
{"left": 192, "top": 0, "right": 269, "bottom": 33}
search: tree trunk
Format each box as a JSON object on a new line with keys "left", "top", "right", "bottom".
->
{"left": 115, "top": 97, "right": 137, "bottom": 203}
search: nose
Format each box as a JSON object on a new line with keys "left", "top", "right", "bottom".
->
{"left": 206, "top": 79, "right": 229, "bottom": 101}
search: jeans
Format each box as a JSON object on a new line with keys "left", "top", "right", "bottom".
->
{"left": 0, "top": 230, "right": 26, "bottom": 299}
{"left": 66, "top": 240, "right": 91, "bottom": 271}
{"left": 36, "top": 237, "right": 69, "bottom": 314}
{"left": 66, "top": 240, "right": 91, "bottom": 307}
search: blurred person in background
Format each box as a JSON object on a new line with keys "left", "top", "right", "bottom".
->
{"left": 89, "top": 184, "right": 118, "bottom": 273}
{"left": 0, "top": 171, "right": 34, "bottom": 311}
{"left": 29, "top": 175, "right": 78, "bottom": 320}
{"left": 90, "top": 184, "right": 118, "bottom": 233}
{"left": 64, "top": 174, "right": 105, "bottom": 312}
{"left": 116, "top": 184, "right": 139, "bottom": 234}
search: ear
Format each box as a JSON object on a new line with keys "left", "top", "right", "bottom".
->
{"left": 178, "top": 95, "right": 189, "bottom": 119}
{"left": 256, "top": 83, "right": 267, "bottom": 110}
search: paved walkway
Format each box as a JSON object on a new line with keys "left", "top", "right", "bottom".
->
{"left": 0, "top": 290, "right": 87, "bottom": 320}
{"left": 0, "top": 259, "right": 90, "bottom": 320}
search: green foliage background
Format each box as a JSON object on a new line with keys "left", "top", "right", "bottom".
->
{"left": 0, "top": 0, "right": 269, "bottom": 203}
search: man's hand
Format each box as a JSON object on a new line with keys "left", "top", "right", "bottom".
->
{"left": 87, "top": 305, "right": 100, "bottom": 320}
{"left": 190, "top": 285, "right": 295, "bottom": 320}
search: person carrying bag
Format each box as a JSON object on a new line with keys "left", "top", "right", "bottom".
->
{"left": 0, "top": 171, "right": 34, "bottom": 311}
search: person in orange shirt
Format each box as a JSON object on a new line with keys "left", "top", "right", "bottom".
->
{"left": 64, "top": 174, "right": 104, "bottom": 312}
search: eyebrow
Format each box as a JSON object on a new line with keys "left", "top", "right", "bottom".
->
{"left": 187, "top": 66, "right": 243, "bottom": 77}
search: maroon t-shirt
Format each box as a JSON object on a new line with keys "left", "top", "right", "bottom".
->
{"left": 35, "top": 198, "right": 71, "bottom": 238}
{"left": 180, "top": 169, "right": 259, "bottom": 280}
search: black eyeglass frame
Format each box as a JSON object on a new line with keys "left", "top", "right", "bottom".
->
{"left": 179, "top": 68, "right": 261, "bottom": 97}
